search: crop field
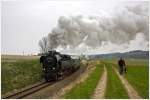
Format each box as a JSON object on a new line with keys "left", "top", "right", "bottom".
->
{"left": 1, "top": 55, "right": 42, "bottom": 95}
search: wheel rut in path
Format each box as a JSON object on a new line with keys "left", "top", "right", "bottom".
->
{"left": 92, "top": 65, "right": 107, "bottom": 99}
{"left": 112, "top": 66, "right": 142, "bottom": 99}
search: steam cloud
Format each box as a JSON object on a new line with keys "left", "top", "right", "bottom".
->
{"left": 40, "top": 1, "right": 149, "bottom": 53}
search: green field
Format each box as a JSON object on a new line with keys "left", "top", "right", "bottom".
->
{"left": 64, "top": 64, "right": 103, "bottom": 99}
{"left": 104, "top": 63, "right": 129, "bottom": 98}
{"left": 64, "top": 59, "right": 149, "bottom": 99}
{"left": 102, "top": 59, "right": 149, "bottom": 99}
{"left": 125, "top": 64, "right": 149, "bottom": 98}
{"left": 1, "top": 55, "right": 42, "bottom": 94}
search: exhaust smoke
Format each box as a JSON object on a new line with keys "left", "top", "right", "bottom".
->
{"left": 39, "top": 1, "right": 148, "bottom": 54}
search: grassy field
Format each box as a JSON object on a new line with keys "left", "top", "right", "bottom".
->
{"left": 1, "top": 55, "right": 42, "bottom": 94}
{"left": 63, "top": 59, "right": 149, "bottom": 99}
{"left": 1, "top": 55, "right": 149, "bottom": 99}
{"left": 103, "top": 59, "right": 149, "bottom": 99}
{"left": 64, "top": 64, "right": 103, "bottom": 99}
{"left": 104, "top": 63, "right": 129, "bottom": 99}
{"left": 125, "top": 64, "right": 149, "bottom": 98}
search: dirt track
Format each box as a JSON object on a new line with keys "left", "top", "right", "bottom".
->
{"left": 92, "top": 65, "right": 107, "bottom": 99}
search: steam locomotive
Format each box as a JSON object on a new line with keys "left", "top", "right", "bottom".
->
{"left": 40, "top": 50, "right": 80, "bottom": 81}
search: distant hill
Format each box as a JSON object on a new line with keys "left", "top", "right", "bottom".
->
{"left": 89, "top": 50, "right": 149, "bottom": 59}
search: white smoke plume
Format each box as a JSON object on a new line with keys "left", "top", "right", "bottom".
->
{"left": 40, "top": 1, "right": 149, "bottom": 54}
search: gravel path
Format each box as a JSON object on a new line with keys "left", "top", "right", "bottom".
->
{"left": 92, "top": 65, "right": 107, "bottom": 99}
{"left": 113, "top": 66, "right": 142, "bottom": 99}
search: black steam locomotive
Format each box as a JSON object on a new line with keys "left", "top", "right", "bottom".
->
{"left": 40, "top": 50, "right": 80, "bottom": 81}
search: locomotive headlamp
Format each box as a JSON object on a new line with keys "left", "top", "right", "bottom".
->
{"left": 52, "top": 67, "right": 55, "bottom": 70}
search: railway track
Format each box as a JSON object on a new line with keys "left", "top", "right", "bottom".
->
{"left": 2, "top": 81, "right": 54, "bottom": 99}
{"left": 2, "top": 65, "right": 84, "bottom": 99}
{"left": 2, "top": 71, "right": 76, "bottom": 99}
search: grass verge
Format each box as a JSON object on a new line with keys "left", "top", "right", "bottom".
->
{"left": 105, "top": 63, "right": 129, "bottom": 99}
{"left": 63, "top": 64, "right": 103, "bottom": 99}
{"left": 1, "top": 59, "right": 42, "bottom": 94}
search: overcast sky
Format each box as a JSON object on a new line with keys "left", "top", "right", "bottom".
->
{"left": 1, "top": 0, "right": 149, "bottom": 55}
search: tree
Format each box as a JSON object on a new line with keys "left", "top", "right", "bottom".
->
{"left": 39, "top": 37, "right": 49, "bottom": 53}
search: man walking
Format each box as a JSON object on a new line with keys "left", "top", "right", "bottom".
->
{"left": 118, "top": 58, "right": 126, "bottom": 75}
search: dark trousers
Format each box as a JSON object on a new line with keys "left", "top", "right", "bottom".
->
{"left": 119, "top": 66, "right": 127, "bottom": 75}
{"left": 119, "top": 66, "right": 124, "bottom": 75}
{"left": 124, "top": 67, "right": 127, "bottom": 73}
